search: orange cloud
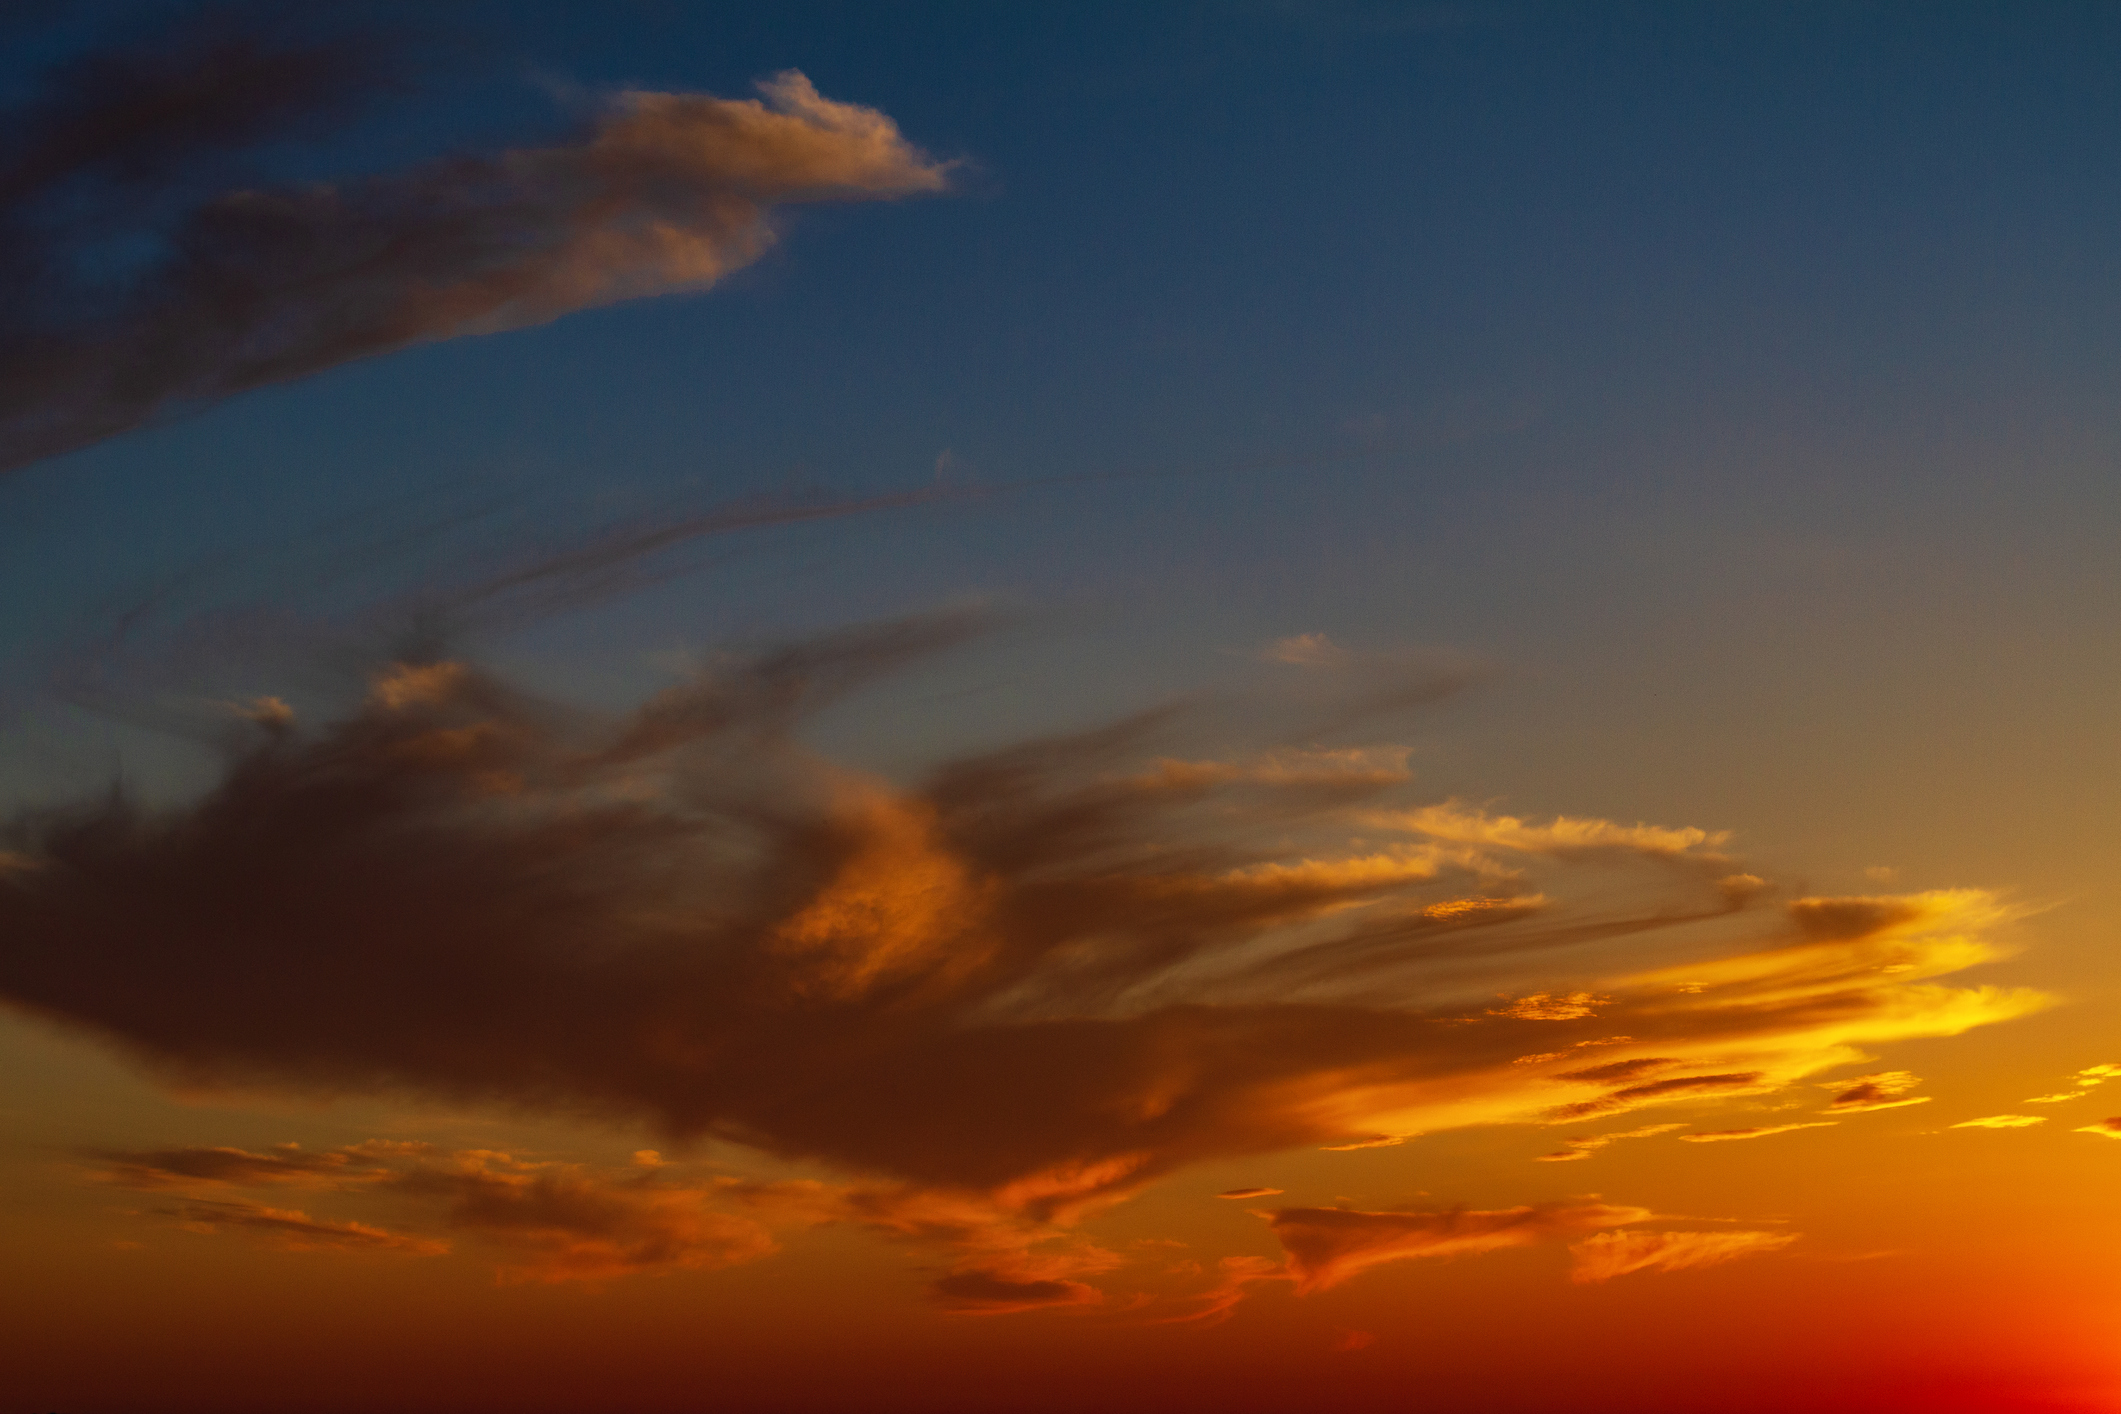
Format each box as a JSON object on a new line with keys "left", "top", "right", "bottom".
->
{"left": 1267, "top": 1200, "right": 1651, "bottom": 1294}
{"left": 2072, "top": 1117, "right": 2121, "bottom": 1139}
{"left": 1677, "top": 1123, "right": 1838, "bottom": 1143}
{"left": 1951, "top": 1115, "right": 2048, "bottom": 1129}
{"left": 1216, "top": 1187, "right": 1283, "bottom": 1199}
{"left": 1567, "top": 1229, "right": 1795, "bottom": 1283}
{"left": 105, "top": 1142, "right": 773, "bottom": 1284}
{"left": 9, "top": 620, "right": 2048, "bottom": 1309}
{"left": 163, "top": 1199, "right": 446, "bottom": 1255}
{"left": 87, "top": 1142, "right": 404, "bottom": 1190}
{"left": 1535, "top": 1122, "right": 1687, "bottom": 1162}
{"left": 1819, "top": 1070, "right": 1932, "bottom": 1113}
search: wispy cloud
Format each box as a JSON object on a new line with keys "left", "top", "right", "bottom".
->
{"left": 1567, "top": 1229, "right": 1795, "bottom": 1283}
{"left": 1950, "top": 1115, "right": 2047, "bottom": 1130}
{"left": 0, "top": 16, "right": 948, "bottom": 475}
{"left": 1819, "top": 1070, "right": 1932, "bottom": 1114}
{"left": 100, "top": 1142, "right": 774, "bottom": 1284}
{"left": 1677, "top": 1123, "right": 1838, "bottom": 1144}
{"left": 1534, "top": 1122, "right": 1686, "bottom": 1163}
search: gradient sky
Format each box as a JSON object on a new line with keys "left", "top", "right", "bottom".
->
{"left": 3, "top": 4, "right": 2119, "bottom": 1413}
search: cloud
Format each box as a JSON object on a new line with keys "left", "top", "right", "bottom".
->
{"left": 2026, "top": 1063, "right": 2121, "bottom": 1102}
{"left": 1567, "top": 1229, "right": 1795, "bottom": 1283}
{"left": 1535, "top": 1122, "right": 1686, "bottom": 1162}
{"left": 5, "top": 617, "right": 2049, "bottom": 1309}
{"left": 1373, "top": 802, "right": 1732, "bottom": 862}
{"left": 929, "top": 1270, "right": 1103, "bottom": 1315}
{"left": 1261, "top": 633, "right": 1350, "bottom": 666}
{"left": 0, "top": 19, "right": 948, "bottom": 475}
{"left": 1546, "top": 1072, "right": 1775, "bottom": 1123}
{"left": 1492, "top": 992, "right": 1607, "bottom": 1021}
{"left": 1267, "top": 1200, "right": 1650, "bottom": 1294}
{"left": 2073, "top": 1118, "right": 2121, "bottom": 1139}
{"left": 88, "top": 1141, "right": 405, "bottom": 1189}
{"left": 1217, "top": 1187, "right": 1283, "bottom": 1199}
{"left": 100, "top": 1139, "right": 773, "bottom": 1283}
{"left": 387, "top": 1150, "right": 778, "bottom": 1285}
{"left": 1819, "top": 1070, "right": 1932, "bottom": 1113}
{"left": 162, "top": 1198, "right": 447, "bottom": 1255}
{"left": 1677, "top": 1123, "right": 1838, "bottom": 1143}
{"left": 1950, "top": 1115, "right": 2047, "bottom": 1130}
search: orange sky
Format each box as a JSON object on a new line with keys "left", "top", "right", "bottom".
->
{"left": 4, "top": 6, "right": 2121, "bottom": 1413}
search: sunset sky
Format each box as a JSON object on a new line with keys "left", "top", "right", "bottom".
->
{"left": 2, "top": 4, "right": 2119, "bottom": 1412}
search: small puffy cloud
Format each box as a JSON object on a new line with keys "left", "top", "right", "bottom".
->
{"left": 1261, "top": 634, "right": 1351, "bottom": 666}
{"left": 1678, "top": 1123, "right": 1838, "bottom": 1144}
{"left": 1819, "top": 1071, "right": 1932, "bottom": 1114}
{"left": 165, "top": 1199, "right": 446, "bottom": 1255}
{"left": 1216, "top": 1187, "right": 1283, "bottom": 1199}
{"left": 2072, "top": 1118, "right": 2121, "bottom": 1139}
{"left": 1535, "top": 1123, "right": 1686, "bottom": 1163}
{"left": 1568, "top": 1229, "right": 1795, "bottom": 1283}
{"left": 1951, "top": 1115, "right": 2048, "bottom": 1130}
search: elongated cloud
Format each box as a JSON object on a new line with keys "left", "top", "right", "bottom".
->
{"left": 1535, "top": 1122, "right": 1686, "bottom": 1162}
{"left": 1269, "top": 1201, "right": 1649, "bottom": 1293}
{"left": 1819, "top": 1070, "right": 1932, "bottom": 1113}
{"left": 2026, "top": 1063, "right": 2121, "bottom": 1103}
{"left": 0, "top": 22, "right": 948, "bottom": 474}
{"left": 2073, "top": 1117, "right": 2121, "bottom": 1139}
{"left": 1677, "top": 1122, "right": 1838, "bottom": 1143}
{"left": 100, "top": 1141, "right": 774, "bottom": 1283}
{"left": 1951, "top": 1115, "right": 2046, "bottom": 1130}
{"left": 162, "top": 1198, "right": 447, "bottom": 1255}
{"left": 1567, "top": 1229, "right": 1795, "bottom": 1283}
{"left": 5, "top": 622, "right": 2048, "bottom": 1306}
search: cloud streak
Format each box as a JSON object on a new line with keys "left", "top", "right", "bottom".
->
{"left": 0, "top": 19, "right": 948, "bottom": 475}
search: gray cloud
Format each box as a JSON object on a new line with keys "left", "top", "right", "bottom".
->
{"left": 0, "top": 17, "right": 947, "bottom": 475}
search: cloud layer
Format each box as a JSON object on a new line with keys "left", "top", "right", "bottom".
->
{"left": 0, "top": 20, "right": 947, "bottom": 474}
{"left": 0, "top": 614, "right": 2051, "bottom": 1311}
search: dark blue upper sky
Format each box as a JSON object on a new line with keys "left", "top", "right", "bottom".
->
{"left": 2, "top": 1, "right": 2116, "bottom": 912}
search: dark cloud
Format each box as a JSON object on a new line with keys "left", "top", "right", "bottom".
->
{"left": 1818, "top": 1070, "right": 1931, "bottom": 1114}
{"left": 88, "top": 1139, "right": 407, "bottom": 1189}
{"left": 1269, "top": 1200, "right": 1647, "bottom": 1293}
{"left": 160, "top": 1196, "right": 446, "bottom": 1254}
{"left": 5, "top": 619, "right": 2044, "bottom": 1308}
{"left": 0, "top": 15, "right": 947, "bottom": 476}
{"left": 929, "top": 1270, "right": 1102, "bottom": 1315}
{"left": 104, "top": 1139, "right": 773, "bottom": 1282}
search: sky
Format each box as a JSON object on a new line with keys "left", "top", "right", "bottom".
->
{"left": 1, "top": 3, "right": 2118, "bottom": 1411}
